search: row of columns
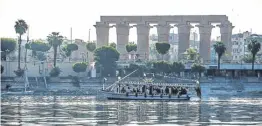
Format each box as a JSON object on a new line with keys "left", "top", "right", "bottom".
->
{"left": 94, "top": 21, "right": 234, "bottom": 61}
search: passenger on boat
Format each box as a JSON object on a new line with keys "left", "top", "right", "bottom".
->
{"left": 121, "top": 87, "right": 126, "bottom": 93}
{"left": 146, "top": 88, "right": 149, "bottom": 95}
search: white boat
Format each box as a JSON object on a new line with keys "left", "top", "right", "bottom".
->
{"left": 105, "top": 92, "right": 190, "bottom": 101}
{"left": 103, "top": 80, "right": 198, "bottom": 101}
{"left": 102, "top": 70, "right": 199, "bottom": 101}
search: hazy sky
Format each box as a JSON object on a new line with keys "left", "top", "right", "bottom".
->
{"left": 0, "top": 0, "right": 262, "bottom": 42}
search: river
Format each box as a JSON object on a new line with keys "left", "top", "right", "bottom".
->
{"left": 1, "top": 94, "right": 262, "bottom": 125}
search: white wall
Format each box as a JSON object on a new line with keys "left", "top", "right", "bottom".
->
{"left": 1, "top": 61, "right": 90, "bottom": 77}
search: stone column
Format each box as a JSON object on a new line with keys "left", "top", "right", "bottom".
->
{"left": 155, "top": 23, "right": 172, "bottom": 60}
{"left": 155, "top": 23, "right": 172, "bottom": 42}
{"left": 196, "top": 24, "right": 214, "bottom": 62}
{"left": 176, "top": 23, "right": 193, "bottom": 59}
{"left": 115, "top": 22, "right": 131, "bottom": 60}
{"left": 217, "top": 21, "right": 234, "bottom": 59}
{"left": 93, "top": 22, "right": 111, "bottom": 48}
{"left": 135, "top": 23, "right": 152, "bottom": 60}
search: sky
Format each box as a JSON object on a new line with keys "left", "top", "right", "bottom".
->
{"left": 0, "top": 0, "right": 262, "bottom": 42}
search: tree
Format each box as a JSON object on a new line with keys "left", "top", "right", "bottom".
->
{"left": 72, "top": 62, "right": 88, "bottom": 74}
{"left": 185, "top": 48, "right": 199, "bottom": 61}
{"left": 155, "top": 42, "right": 170, "bottom": 60}
{"left": 191, "top": 63, "right": 206, "bottom": 79}
{"left": 126, "top": 42, "right": 137, "bottom": 53}
{"left": 109, "top": 42, "right": 116, "bottom": 49}
{"left": 14, "top": 19, "right": 28, "bottom": 70}
{"left": 153, "top": 61, "right": 171, "bottom": 75}
{"left": 86, "top": 42, "right": 96, "bottom": 62}
{"left": 126, "top": 42, "right": 137, "bottom": 60}
{"left": 26, "top": 40, "right": 51, "bottom": 57}
{"left": 242, "top": 54, "right": 253, "bottom": 63}
{"left": 213, "top": 41, "right": 226, "bottom": 70}
{"left": 172, "top": 61, "right": 185, "bottom": 76}
{"left": 247, "top": 39, "right": 261, "bottom": 71}
{"left": 94, "top": 46, "right": 120, "bottom": 77}
{"left": 86, "top": 42, "right": 96, "bottom": 52}
{"left": 47, "top": 32, "right": 64, "bottom": 67}
{"left": 1, "top": 38, "right": 17, "bottom": 60}
{"left": 49, "top": 66, "right": 61, "bottom": 77}
{"left": 61, "top": 43, "right": 78, "bottom": 60}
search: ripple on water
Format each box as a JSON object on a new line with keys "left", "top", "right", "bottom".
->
{"left": 1, "top": 95, "right": 262, "bottom": 125}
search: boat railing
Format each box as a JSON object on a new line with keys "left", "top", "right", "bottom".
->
{"left": 120, "top": 81, "right": 197, "bottom": 88}
{"left": 155, "top": 74, "right": 198, "bottom": 83}
{"left": 105, "top": 69, "right": 138, "bottom": 91}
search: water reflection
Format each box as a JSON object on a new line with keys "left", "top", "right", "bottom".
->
{"left": 1, "top": 96, "right": 262, "bottom": 125}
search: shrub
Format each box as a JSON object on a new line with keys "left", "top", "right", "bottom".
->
{"left": 72, "top": 62, "right": 88, "bottom": 73}
{"left": 49, "top": 67, "right": 61, "bottom": 77}
{"left": 71, "top": 76, "right": 80, "bottom": 87}
{"left": 14, "top": 69, "right": 25, "bottom": 77}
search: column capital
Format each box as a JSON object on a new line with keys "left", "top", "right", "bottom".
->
{"left": 217, "top": 21, "right": 234, "bottom": 34}
{"left": 196, "top": 24, "right": 215, "bottom": 34}
{"left": 175, "top": 24, "right": 193, "bottom": 33}
{"left": 93, "top": 22, "right": 111, "bottom": 28}
{"left": 114, "top": 22, "right": 132, "bottom": 35}
{"left": 135, "top": 23, "right": 152, "bottom": 34}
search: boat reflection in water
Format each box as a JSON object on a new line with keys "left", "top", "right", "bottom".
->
{"left": 2, "top": 95, "right": 262, "bottom": 125}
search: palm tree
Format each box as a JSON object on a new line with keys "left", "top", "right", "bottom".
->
{"left": 213, "top": 41, "right": 226, "bottom": 71}
{"left": 14, "top": 19, "right": 28, "bottom": 70}
{"left": 47, "top": 32, "right": 64, "bottom": 67}
{"left": 247, "top": 39, "right": 261, "bottom": 71}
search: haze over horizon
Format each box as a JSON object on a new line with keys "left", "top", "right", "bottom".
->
{"left": 0, "top": 0, "right": 262, "bottom": 42}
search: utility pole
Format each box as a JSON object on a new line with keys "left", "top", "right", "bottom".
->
{"left": 88, "top": 29, "right": 91, "bottom": 42}
{"left": 70, "top": 27, "right": 72, "bottom": 43}
{"left": 25, "top": 26, "right": 29, "bottom": 69}
{"left": 193, "top": 30, "right": 196, "bottom": 50}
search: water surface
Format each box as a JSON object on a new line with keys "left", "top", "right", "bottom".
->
{"left": 2, "top": 95, "right": 262, "bottom": 125}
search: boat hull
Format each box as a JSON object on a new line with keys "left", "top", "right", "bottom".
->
{"left": 106, "top": 93, "right": 190, "bottom": 101}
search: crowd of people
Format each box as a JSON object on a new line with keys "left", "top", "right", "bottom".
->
{"left": 115, "top": 84, "right": 188, "bottom": 97}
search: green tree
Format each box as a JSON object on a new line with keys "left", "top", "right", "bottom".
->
{"left": 126, "top": 42, "right": 137, "bottom": 60}
{"left": 191, "top": 63, "right": 206, "bottom": 79}
{"left": 94, "top": 46, "right": 120, "bottom": 77}
{"left": 27, "top": 40, "right": 51, "bottom": 57}
{"left": 242, "top": 54, "right": 253, "bottom": 63}
{"left": 35, "top": 52, "right": 46, "bottom": 61}
{"left": 172, "top": 61, "right": 185, "bottom": 76}
{"left": 155, "top": 42, "right": 170, "bottom": 60}
{"left": 61, "top": 43, "right": 78, "bottom": 60}
{"left": 86, "top": 42, "right": 96, "bottom": 62}
{"left": 47, "top": 32, "right": 64, "bottom": 67}
{"left": 1, "top": 38, "right": 17, "bottom": 60}
{"left": 185, "top": 48, "right": 199, "bottom": 61}
{"left": 86, "top": 42, "right": 96, "bottom": 52}
{"left": 126, "top": 42, "right": 137, "bottom": 53}
{"left": 109, "top": 42, "right": 116, "bottom": 49}
{"left": 14, "top": 19, "right": 28, "bottom": 70}
{"left": 49, "top": 66, "right": 61, "bottom": 77}
{"left": 153, "top": 61, "right": 171, "bottom": 75}
{"left": 247, "top": 39, "right": 261, "bottom": 71}
{"left": 213, "top": 41, "right": 226, "bottom": 70}
{"left": 72, "top": 62, "right": 88, "bottom": 74}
